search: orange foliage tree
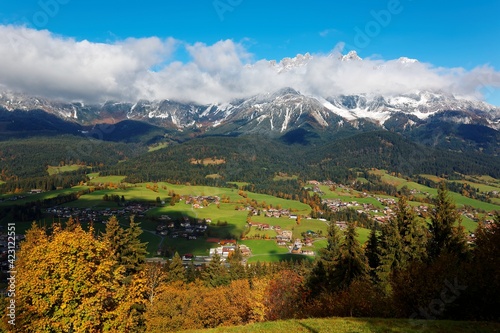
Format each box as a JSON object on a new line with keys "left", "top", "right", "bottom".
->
{"left": 10, "top": 220, "right": 147, "bottom": 332}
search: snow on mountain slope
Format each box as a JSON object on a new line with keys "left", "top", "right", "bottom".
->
{"left": 1, "top": 88, "right": 499, "bottom": 132}
{"left": 1, "top": 50, "right": 499, "bottom": 132}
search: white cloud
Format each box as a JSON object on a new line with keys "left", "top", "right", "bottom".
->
{"left": 1, "top": 25, "right": 500, "bottom": 105}
{"left": 0, "top": 25, "right": 176, "bottom": 102}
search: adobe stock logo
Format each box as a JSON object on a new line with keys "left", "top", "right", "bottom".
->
{"left": 7, "top": 0, "right": 70, "bottom": 52}
{"left": 30, "top": 0, "right": 70, "bottom": 28}
{"left": 347, "top": 0, "right": 412, "bottom": 50}
{"left": 213, "top": 0, "right": 243, "bottom": 21}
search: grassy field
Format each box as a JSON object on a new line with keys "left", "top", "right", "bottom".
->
{"left": 451, "top": 180, "right": 500, "bottom": 194}
{"left": 0, "top": 186, "right": 90, "bottom": 207}
{"left": 421, "top": 174, "right": 500, "bottom": 195}
{"left": 161, "top": 237, "right": 217, "bottom": 256}
{"left": 88, "top": 175, "right": 127, "bottom": 184}
{"left": 147, "top": 142, "right": 169, "bottom": 152}
{"left": 149, "top": 202, "right": 249, "bottom": 239}
{"left": 4, "top": 172, "right": 497, "bottom": 262}
{"left": 239, "top": 239, "right": 316, "bottom": 263}
{"left": 356, "top": 227, "right": 371, "bottom": 244}
{"left": 372, "top": 170, "right": 500, "bottom": 212}
{"left": 473, "top": 175, "right": 500, "bottom": 185}
{"left": 182, "top": 317, "right": 500, "bottom": 333}
{"left": 47, "top": 164, "right": 88, "bottom": 175}
{"left": 460, "top": 216, "right": 478, "bottom": 233}
{"left": 227, "top": 182, "right": 250, "bottom": 188}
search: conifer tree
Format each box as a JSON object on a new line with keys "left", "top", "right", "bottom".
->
{"left": 121, "top": 216, "right": 148, "bottom": 278}
{"left": 168, "top": 252, "right": 186, "bottom": 283}
{"left": 228, "top": 248, "right": 246, "bottom": 281}
{"left": 308, "top": 222, "right": 342, "bottom": 294}
{"left": 376, "top": 214, "right": 402, "bottom": 293}
{"left": 333, "top": 222, "right": 368, "bottom": 290}
{"left": 396, "top": 195, "right": 428, "bottom": 264}
{"left": 185, "top": 260, "right": 199, "bottom": 283}
{"left": 102, "top": 215, "right": 125, "bottom": 263}
{"left": 428, "top": 182, "right": 467, "bottom": 259}
{"left": 365, "top": 222, "right": 381, "bottom": 280}
{"left": 376, "top": 196, "right": 428, "bottom": 293}
{"left": 464, "top": 214, "right": 500, "bottom": 320}
{"left": 202, "top": 253, "right": 229, "bottom": 287}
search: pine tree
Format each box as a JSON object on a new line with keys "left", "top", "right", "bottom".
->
{"left": 228, "top": 248, "right": 246, "bottom": 281}
{"left": 168, "top": 252, "right": 186, "bottom": 283}
{"left": 202, "top": 253, "right": 229, "bottom": 287}
{"left": 365, "top": 222, "right": 381, "bottom": 280}
{"left": 101, "top": 216, "right": 148, "bottom": 330}
{"left": 333, "top": 222, "right": 368, "bottom": 290}
{"left": 102, "top": 215, "right": 125, "bottom": 263}
{"left": 376, "top": 215, "right": 402, "bottom": 293}
{"left": 376, "top": 196, "right": 428, "bottom": 293}
{"left": 121, "top": 216, "right": 148, "bottom": 278}
{"left": 428, "top": 182, "right": 467, "bottom": 259}
{"left": 307, "top": 222, "right": 342, "bottom": 294}
{"left": 185, "top": 260, "right": 199, "bottom": 283}
{"left": 465, "top": 214, "right": 500, "bottom": 320}
{"left": 396, "top": 195, "right": 427, "bottom": 264}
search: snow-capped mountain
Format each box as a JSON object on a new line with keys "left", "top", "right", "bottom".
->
{"left": 1, "top": 87, "right": 499, "bottom": 132}
{"left": 2, "top": 84, "right": 499, "bottom": 154}
{"left": 1, "top": 48, "right": 499, "bottom": 137}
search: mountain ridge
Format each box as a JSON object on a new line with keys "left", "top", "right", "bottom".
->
{"left": 1, "top": 87, "right": 499, "bottom": 155}
{"left": 1, "top": 88, "right": 498, "bottom": 129}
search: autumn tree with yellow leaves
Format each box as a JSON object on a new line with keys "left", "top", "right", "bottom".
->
{"left": 8, "top": 217, "right": 148, "bottom": 332}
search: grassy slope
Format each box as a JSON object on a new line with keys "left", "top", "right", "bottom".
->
{"left": 47, "top": 165, "right": 88, "bottom": 175}
{"left": 372, "top": 170, "right": 500, "bottom": 211}
{"left": 181, "top": 317, "right": 500, "bottom": 333}
{"left": 4, "top": 172, "right": 498, "bottom": 261}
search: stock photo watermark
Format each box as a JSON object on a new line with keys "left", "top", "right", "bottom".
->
{"left": 30, "top": 0, "right": 70, "bottom": 27}
{"left": 213, "top": 0, "right": 243, "bottom": 21}
{"left": 409, "top": 277, "right": 467, "bottom": 329}
{"left": 346, "top": 0, "right": 413, "bottom": 50}
{"left": 7, "top": 0, "right": 69, "bottom": 51}
{"left": 6, "top": 223, "right": 17, "bottom": 326}
{"left": 66, "top": 123, "right": 116, "bottom": 162}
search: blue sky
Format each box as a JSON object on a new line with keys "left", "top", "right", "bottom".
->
{"left": 0, "top": 0, "right": 499, "bottom": 104}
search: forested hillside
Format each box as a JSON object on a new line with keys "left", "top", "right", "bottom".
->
{"left": 104, "top": 131, "right": 500, "bottom": 186}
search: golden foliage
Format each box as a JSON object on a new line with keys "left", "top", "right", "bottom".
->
{"left": 11, "top": 223, "right": 146, "bottom": 332}
{"left": 145, "top": 278, "right": 269, "bottom": 332}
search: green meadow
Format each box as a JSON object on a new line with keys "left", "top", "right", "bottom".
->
{"left": 371, "top": 170, "right": 500, "bottom": 212}
{"left": 47, "top": 164, "right": 89, "bottom": 175}
{"left": 2, "top": 171, "right": 497, "bottom": 262}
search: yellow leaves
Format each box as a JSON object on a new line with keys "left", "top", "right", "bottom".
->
{"left": 146, "top": 278, "right": 270, "bottom": 332}
{"left": 14, "top": 223, "right": 148, "bottom": 332}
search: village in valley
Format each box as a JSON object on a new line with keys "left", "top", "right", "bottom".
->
{"left": 1, "top": 171, "right": 498, "bottom": 271}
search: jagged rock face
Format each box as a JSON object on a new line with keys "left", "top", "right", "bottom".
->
{"left": 1, "top": 88, "right": 499, "bottom": 134}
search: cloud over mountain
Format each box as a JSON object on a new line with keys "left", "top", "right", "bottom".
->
{"left": 1, "top": 25, "right": 499, "bottom": 105}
